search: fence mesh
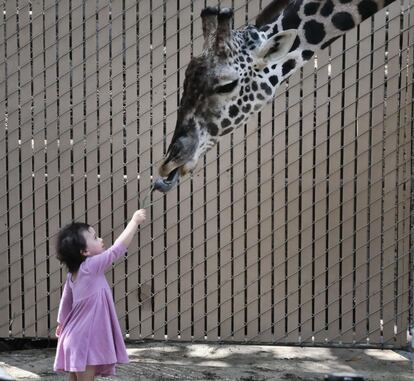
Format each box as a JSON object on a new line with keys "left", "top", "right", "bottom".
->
{"left": 0, "top": 0, "right": 412, "bottom": 347}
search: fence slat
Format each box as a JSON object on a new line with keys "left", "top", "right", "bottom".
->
{"left": 18, "top": 0, "right": 35, "bottom": 337}
{"left": 308, "top": 48, "right": 330, "bottom": 343}
{"left": 368, "top": 8, "right": 387, "bottom": 344}
{"left": 124, "top": 0, "right": 139, "bottom": 339}
{"left": 326, "top": 38, "right": 344, "bottom": 342}
{"left": 396, "top": 0, "right": 412, "bottom": 346}
{"left": 382, "top": 2, "right": 401, "bottom": 344}
{"left": 354, "top": 18, "right": 372, "bottom": 344}
{"left": 6, "top": 0, "right": 23, "bottom": 337}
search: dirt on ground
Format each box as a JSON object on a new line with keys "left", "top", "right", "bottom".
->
{"left": 0, "top": 342, "right": 412, "bottom": 381}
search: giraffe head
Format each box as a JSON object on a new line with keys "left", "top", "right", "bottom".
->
{"left": 158, "top": 6, "right": 297, "bottom": 183}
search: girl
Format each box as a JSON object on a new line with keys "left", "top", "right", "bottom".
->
{"left": 54, "top": 209, "right": 146, "bottom": 381}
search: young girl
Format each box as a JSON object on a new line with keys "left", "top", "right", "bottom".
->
{"left": 54, "top": 209, "right": 146, "bottom": 381}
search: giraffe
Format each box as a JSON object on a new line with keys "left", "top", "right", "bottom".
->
{"left": 155, "top": 0, "right": 392, "bottom": 192}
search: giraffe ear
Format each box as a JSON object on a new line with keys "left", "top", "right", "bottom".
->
{"left": 257, "top": 29, "right": 297, "bottom": 63}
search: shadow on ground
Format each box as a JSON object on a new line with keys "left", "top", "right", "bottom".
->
{"left": 0, "top": 342, "right": 412, "bottom": 380}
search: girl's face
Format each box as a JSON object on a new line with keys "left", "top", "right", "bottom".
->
{"left": 82, "top": 227, "right": 105, "bottom": 257}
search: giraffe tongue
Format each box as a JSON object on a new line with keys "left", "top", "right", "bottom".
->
{"left": 153, "top": 168, "right": 180, "bottom": 193}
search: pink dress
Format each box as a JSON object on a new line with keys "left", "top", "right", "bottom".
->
{"left": 54, "top": 241, "right": 129, "bottom": 376}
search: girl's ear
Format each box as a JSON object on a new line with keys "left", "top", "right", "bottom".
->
{"left": 81, "top": 249, "right": 91, "bottom": 257}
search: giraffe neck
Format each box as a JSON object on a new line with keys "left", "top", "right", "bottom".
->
{"left": 260, "top": 0, "right": 387, "bottom": 87}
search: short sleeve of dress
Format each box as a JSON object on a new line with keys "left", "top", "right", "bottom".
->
{"left": 57, "top": 274, "right": 73, "bottom": 324}
{"left": 83, "top": 240, "right": 128, "bottom": 274}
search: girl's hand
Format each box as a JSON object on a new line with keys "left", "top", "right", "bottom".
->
{"left": 55, "top": 324, "right": 62, "bottom": 338}
{"left": 132, "top": 209, "right": 146, "bottom": 225}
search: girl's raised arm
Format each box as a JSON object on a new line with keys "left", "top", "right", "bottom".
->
{"left": 85, "top": 209, "right": 146, "bottom": 274}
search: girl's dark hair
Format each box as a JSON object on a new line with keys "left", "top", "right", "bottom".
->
{"left": 56, "top": 222, "right": 91, "bottom": 273}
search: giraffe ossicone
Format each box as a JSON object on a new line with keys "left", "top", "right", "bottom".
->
{"left": 156, "top": 0, "right": 387, "bottom": 192}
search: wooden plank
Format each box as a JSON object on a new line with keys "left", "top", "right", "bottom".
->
{"left": 54, "top": 0, "right": 72, "bottom": 340}
{"left": 111, "top": 0, "right": 127, "bottom": 335}
{"left": 136, "top": 0, "right": 153, "bottom": 339}
{"left": 177, "top": 0, "right": 193, "bottom": 341}
{"left": 18, "top": 0, "right": 36, "bottom": 337}
{"left": 6, "top": 0, "right": 23, "bottom": 337}
{"left": 340, "top": 27, "right": 358, "bottom": 344}
{"left": 31, "top": 0, "right": 48, "bottom": 337}
{"left": 367, "top": 9, "right": 387, "bottom": 345}
{"left": 243, "top": 0, "right": 262, "bottom": 342}
{"left": 124, "top": 0, "right": 140, "bottom": 339}
{"left": 230, "top": 0, "right": 248, "bottom": 343}
{"left": 299, "top": 55, "right": 317, "bottom": 343}
{"left": 273, "top": 81, "right": 288, "bottom": 342}
{"left": 71, "top": 0, "right": 86, "bottom": 223}
{"left": 84, "top": 0, "right": 99, "bottom": 227}
{"left": 97, "top": 2, "right": 113, "bottom": 335}
{"left": 159, "top": 0, "right": 180, "bottom": 341}
{"left": 285, "top": 68, "right": 301, "bottom": 343}
{"left": 354, "top": 19, "right": 372, "bottom": 344}
{"left": 310, "top": 49, "right": 330, "bottom": 343}
{"left": 255, "top": 55, "right": 277, "bottom": 343}
{"left": 395, "top": 0, "right": 411, "bottom": 346}
{"left": 325, "top": 38, "right": 344, "bottom": 343}
{"left": 382, "top": 3, "right": 400, "bottom": 345}
{"left": 0, "top": 0, "right": 9, "bottom": 337}
{"left": 44, "top": 0, "right": 61, "bottom": 335}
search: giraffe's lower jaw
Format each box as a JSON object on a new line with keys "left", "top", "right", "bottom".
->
{"left": 153, "top": 168, "right": 180, "bottom": 193}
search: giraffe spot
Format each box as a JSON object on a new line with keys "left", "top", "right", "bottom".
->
{"left": 320, "top": 0, "right": 334, "bottom": 17}
{"left": 207, "top": 122, "right": 219, "bottom": 136}
{"left": 229, "top": 105, "right": 239, "bottom": 118}
{"left": 249, "top": 93, "right": 255, "bottom": 101}
{"left": 220, "top": 127, "right": 233, "bottom": 136}
{"left": 221, "top": 118, "right": 231, "bottom": 128}
{"left": 260, "top": 25, "right": 271, "bottom": 32}
{"left": 289, "top": 36, "right": 301, "bottom": 53}
{"left": 249, "top": 31, "right": 259, "bottom": 40}
{"left": 242, "top": 104, "right": 251, "bottom": 113}
{"left": 235, "top": 116, "right": 244, "bottom": 125}
{"left": 282, "top": 59, "right": 296, "bottom": 77}
{"left": 269, "top": 75, "right": 279, "bottom": 86}
{"left": 237, "top": 99, "right": 242, "bottom": 105}
{"left": 321, "top": 37, "right": 339, "bottom": 50}
{"left": 282, "top": 0, "right": 302, "bottom": 30}
{"left": 302, "top": 50, "right": 314, "bottom": 60}
{"left": 271, "top": 24, "right": 279, "bottom": 36}
{"left": 303, "top": 20, "right": 326, "bottom": 45}
{"left": 358, "top": 0, "right": 378, "bottom": 21}
{"left": 252, "top": 81, "right": 258, "bottom": 91}
{"left": 257, "top": 93, "right": 265, "bottom": 100}
{"left": 245, "top": 85, "right": 251, "bottom": 92}
{"left": 243, "top": 95, "right": 249, "bottom": 102}
{"left": 332, "top": 12, "right": 355, "bottom": 31}
{"left": 339, "top": 0, "right": 352, "bottom": 3}
{"left": 254, "top": 104, "right": 262, "bottom": 111}
{"left": 264, "top": 67, "right": 270, "bottom": 74}
{"left": 304, "top": 2, "right": 320, "bottom": 16}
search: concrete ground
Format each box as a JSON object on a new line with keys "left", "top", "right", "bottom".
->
{"left": 0, "top": 342, "right": 412, "bottom": 381}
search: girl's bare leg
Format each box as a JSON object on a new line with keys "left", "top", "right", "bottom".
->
{"left": 68, "top": 372, "right": 77, "bottom": 381}
{"left": 75, "top": 365, "right": 96, "bottom": 381}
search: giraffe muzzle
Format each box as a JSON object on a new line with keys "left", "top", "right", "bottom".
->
{"left": 153, "top": 167, "right": 180, "bottom": 193}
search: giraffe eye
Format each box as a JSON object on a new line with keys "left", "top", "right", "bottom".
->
{"left": 215, "top": 79, "right": 238, "bottom": 94}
